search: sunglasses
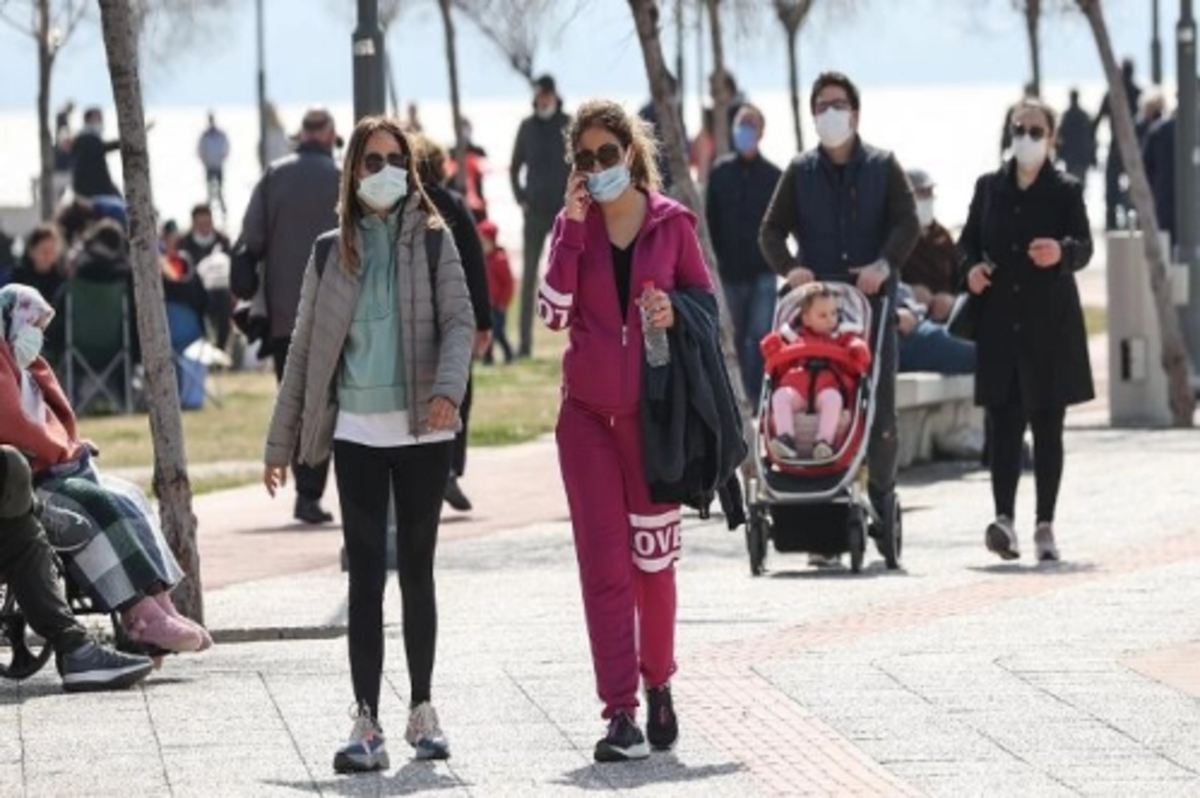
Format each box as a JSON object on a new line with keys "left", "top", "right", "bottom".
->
{"left": 573, "top": 143, "right": 622, "bottom": 172}
{"left": 1011, "top": 123, "right": 1047, "bottom": 142}
{"left": 363, "top": 151, "right": 408, "bottom": 174}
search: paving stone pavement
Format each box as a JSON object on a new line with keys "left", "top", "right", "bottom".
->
{"left": 4, "top": 428, "right": 1200, "bottom": 796}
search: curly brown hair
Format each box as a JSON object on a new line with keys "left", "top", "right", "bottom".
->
{"left": 336, "top": 116, "right": 442, "bottom": 276}
{"left": 564, "top": 99, "right": 661, "bottom": 192}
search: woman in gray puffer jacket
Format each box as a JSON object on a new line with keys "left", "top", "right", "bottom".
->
{"left": 262, "top": 115, "right": 474, "bottom": 773}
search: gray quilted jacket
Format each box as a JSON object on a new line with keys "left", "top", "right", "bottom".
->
{"left": 263, "top": 196, "right": 475, "bottom": 467}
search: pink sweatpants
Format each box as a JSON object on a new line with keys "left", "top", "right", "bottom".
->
{"left": 773, "top": 386, "right": 843, "bottom": 443}
{"left": 557, "top": 400, "right": 679, "bottom": 720}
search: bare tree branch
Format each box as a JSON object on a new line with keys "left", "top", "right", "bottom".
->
{"left": 0, "top": 2, "right": 36, "bottom": 40}
{"left": 129, "top": 0, "right": 234, "bottom": 75}
{"left": 452, "top": 0, "right": 583, "bottom": 82}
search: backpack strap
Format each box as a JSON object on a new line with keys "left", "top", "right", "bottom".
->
{"left": 313, "top": 230, "right": 338, "bottom": 279}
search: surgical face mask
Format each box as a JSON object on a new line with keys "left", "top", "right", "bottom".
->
{"left": 1013, "top": 135, "right": 1048, "bottom": 169}
{"left": 535, "top": 103, "right": 556, "bottom": 120}
{"left": 814, "top": 108, "right": 854, "bottom": 149}
{"left": 586, "top": 163, "right": 632, "bottom": 204}
{"left": 357, "top": 165, "right": 409, "bottom": 210}
{"left": 12, "top": 326, "right": 44, "bottom": 369}
{"left": 733, "top": 123, "right": 758, "bottom": 155}
{"left": 192, "top": 231, "right": 215, "bottom": 247}
{"left": 916, "top": 198, "right": 935, "bottom": 229}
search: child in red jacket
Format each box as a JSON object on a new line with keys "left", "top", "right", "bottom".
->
{"left": 760, "top": 283, "right": 871, "bottom": 461}
{"left": 478, "top": 219, "right": 514, "bottom": 364}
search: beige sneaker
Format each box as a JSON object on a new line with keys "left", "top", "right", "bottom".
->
{"left": 985, "top": 515, "right": 1020, "bottom": 560}
{"left": 1034, "top": 522, "right": 1060, "bottom": 562}
{"left": 405, "top": 702, "right": 450, "bottom": 760}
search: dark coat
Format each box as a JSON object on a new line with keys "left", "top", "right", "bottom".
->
{"left": 957, "top": 160, "right": 1094, "bottom": 410}
{"left": 1142, "top": 115, "right": 1176, "bottom": 242}
{"left": 70, "top": 131, "right": 122, "bottom": 198}
{"left": 640, "top": 288, "right": 747, "bottom": 528}
{"left": 705, "top": 152, "right": 781, "bottom": 283}
{"left": 427, "top": 184, "right": 492, "bottom": 332}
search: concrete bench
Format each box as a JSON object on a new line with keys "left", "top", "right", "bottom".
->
{"left": 895, "top": 373, "right": 981, "bottom": 469}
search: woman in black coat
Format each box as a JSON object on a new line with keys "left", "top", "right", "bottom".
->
{"left": 958, "top": 98, "right": 1094, "bottom": 563}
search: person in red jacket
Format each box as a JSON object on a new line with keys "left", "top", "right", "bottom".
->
{"left": 540, "top": 99, "right": 714, "bottom": 762}
{"left": 478, "top": 219, "right": 514, "bottom": 364}
{"left": 761, "top": 283, "right": 871, "bottom": 461}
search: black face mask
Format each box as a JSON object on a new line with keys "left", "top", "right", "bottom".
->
{"left": 0, "top": 445, "right": 33, "bottom": 520}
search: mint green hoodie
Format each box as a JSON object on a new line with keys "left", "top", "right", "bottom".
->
{"left": 337, "top": 209, "right": 406, "bottom": 414}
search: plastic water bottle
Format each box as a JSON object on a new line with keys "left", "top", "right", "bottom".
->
{"left": 641, "top": 280, "right": 671, "bottom": 368}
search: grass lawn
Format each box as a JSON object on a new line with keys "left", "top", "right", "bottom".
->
{"left": 82, "top": 317, "right": 567, "bottom": 472}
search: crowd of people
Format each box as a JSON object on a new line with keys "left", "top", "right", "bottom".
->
{"left": 0, "top": 60, "right": 1102, "bottom": 778}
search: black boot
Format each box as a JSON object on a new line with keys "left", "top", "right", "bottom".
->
{"left": 444, "top": 475, "right": 472, "bottom": 512}
{"left": 294, "top": 497, "right": 334, "bottom": 525}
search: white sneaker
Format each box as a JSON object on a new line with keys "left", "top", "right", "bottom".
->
{"left": 405, "top": 701, "right": 450, "bottom": 760}
{"left": 807, "top": 552, "right": 842, "bottom": 568}
{"left": 1034, "top": 522, "right": 1060, "bottom": 562}
{"left": 985, "top": 515, "right": 1020, "bottom": 560}
{"left": 333, "top": 704, "right": 389, "bottom": 773}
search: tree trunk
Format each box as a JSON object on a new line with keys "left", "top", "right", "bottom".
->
{"left": 97, "top": 0, "right": 206, "bottom": 618}
{"left": 785, "top": 23, "right": 803, "bottom": 153}
{"left": 437, "top": 0, "right": 469, "bottom": 193}
{"left": 37, "top": 0, "right": 55, "bottom": 221}
{"left": 627, "top": 0, "right": 752, "bottom": 428}
{"left": 1079, "top": 0, "right": 1194, "bottom": 426}
{"left": 705, "top": 0, "right": 731, "bottom": 160}
{"left": 1025, "top": 0, "right": 1042, "bottom": 96}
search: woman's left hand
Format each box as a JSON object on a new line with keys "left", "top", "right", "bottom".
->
{"left": 640, "top": 288, "right": 674, "bottom": 330}
{"left": 428, "top": 396, "right": 459, "bottom": 431}
{"left": 1028, "top": 238, "right": 1062, "bottom": 269}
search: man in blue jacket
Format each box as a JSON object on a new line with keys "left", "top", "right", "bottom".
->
{"left": 705, "top": 103, "right": 781, "bottom": 401}
{"left": 759, "top": 71, "right": 919, "bottom": 544}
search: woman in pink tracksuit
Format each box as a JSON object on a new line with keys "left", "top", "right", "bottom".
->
{"left": 539, "top": 99, "right": 714, "bottom": 763}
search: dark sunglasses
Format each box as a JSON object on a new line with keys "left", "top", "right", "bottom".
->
{"left": 1011, "top": 123, "right": 1047, "bottom": 142}
{"left": 573, "top": 143, "right": 622, "bottom": 172}
{"left": 363, "top": 151, "right": 408, "bottom": 174}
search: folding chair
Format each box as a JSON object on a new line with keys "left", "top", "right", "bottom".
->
{"left": 63, "top": 277, "right": 133, "bottom": 416}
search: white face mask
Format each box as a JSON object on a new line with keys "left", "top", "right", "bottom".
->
{"left": 1013, "top": 135, "right": 1048, "bottom": 169}
{"left": 12, "top": 326, "right": 43, "bottom": 369}
{"left": 916, "top": 198, "right": 935, "bottom": 229}
{"left": 192, "top": 231, "right": 215, "bottom": 247}
{"left": 357, "top": 165, "right": 409, "bottom": 211}
{"left": 815, "top": 108, "right": 854, "bottom": 149}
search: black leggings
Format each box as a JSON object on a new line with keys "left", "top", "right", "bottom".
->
{"left": 989, "top": 400, "right": 1066, "bottom": 524}
{"left": 334, "top": 439, "right": 452, "bottom": 718}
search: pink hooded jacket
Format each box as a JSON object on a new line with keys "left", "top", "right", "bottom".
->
{"left": 539, "top": 191, "right": 714, "bottom": 415}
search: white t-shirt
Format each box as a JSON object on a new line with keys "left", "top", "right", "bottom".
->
{"left": 334, "top": 410, "right": 455, "bottom": 448}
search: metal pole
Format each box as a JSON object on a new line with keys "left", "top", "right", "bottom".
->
{"left": 1176, "top": 0, "right": 1200, "bottom": 366}
{"left": 353, "top": 0, "right": 386, "bottom": 122}
{"left": 256, "top": 0, "right": 267, "bottom": 173}
{"left": 1152, "top": 0, "right": 1163, "bottom": 85}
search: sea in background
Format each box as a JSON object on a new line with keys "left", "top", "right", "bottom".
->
{"left": 0, "top": 79, "right": 1125, "bottom": 258}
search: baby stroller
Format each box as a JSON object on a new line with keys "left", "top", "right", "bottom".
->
{"left": 743, "top": 282, "right": 902, "bottom": 575}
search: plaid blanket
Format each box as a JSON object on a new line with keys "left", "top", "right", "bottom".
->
{"left": 35, "top": 456, "right": 184, "bottom": 612}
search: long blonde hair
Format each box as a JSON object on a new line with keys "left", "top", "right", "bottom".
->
{"left": 565, "top": 99, "right": 662, "bottom": 193}
{"left": 336, "top": 116, "right": 442, "bottom": 275}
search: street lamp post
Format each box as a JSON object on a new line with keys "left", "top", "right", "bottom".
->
{"left": 1177, "top": 1, "right": 1200, "bottom": 368}
{"left": 353, "top": 0, "right": 386, "bottom": 122}
{"left": 1152, "top": 0, "right": 1163, "bottom": 84}
{"left": 256, "top": 0, "right": 267, "bottom": 173}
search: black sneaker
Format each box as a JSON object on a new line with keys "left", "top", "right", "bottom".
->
{"left": 444, "top": 475, "right": 472, "bottom": 512}
{"left": 57, "top": 640, "right": 154, "bottom": 693}
{"left": 594, "top": 712, "right": 650, "bottom": 762}
{"left": 645, "top": 684, "right": 678, "bottom": 751}
{"left": 295, "top": 497, "right": 334, "bottom": 525}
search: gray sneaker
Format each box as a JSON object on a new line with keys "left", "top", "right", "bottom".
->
{"left": 57, "top": 640, "right": 153, "bottom": 693}
{"left": 405, "top": 702, "right": 450, "bottom": 760}
{"left": 985, "top": 516, "right": 1020, "bottom": 560}
{"left": 1034, "top": 522, "right": 1060, "bottom": 562}
{"left": 333, "top": 705, "right": 389, "bottom": 773}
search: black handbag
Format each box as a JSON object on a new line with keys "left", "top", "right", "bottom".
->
{"left": 229, "top": 165, "right": 273, "bottom": 301}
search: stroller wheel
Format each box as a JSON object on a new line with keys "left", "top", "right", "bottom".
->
{"left": 746, "top": 506, "right": 769, "bottom": 577}
{"left": 847, "top": 508, "right": 866, "bottom": 575}
{"left": 880, "top": 495, "right": 903, "bottom": 570}
{"left": 0, "top": 584, "right": 54, "bottom": 681}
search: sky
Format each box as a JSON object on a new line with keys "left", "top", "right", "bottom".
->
{"left": 0, "top": 0, "right": 1171, "bottom": 112}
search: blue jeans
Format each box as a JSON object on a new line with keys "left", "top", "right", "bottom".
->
{"left": 898, "top": 320, "right": 976, "bottom": 375}
{"left": 721, "top": 274, "right": 778, "bottom": 402}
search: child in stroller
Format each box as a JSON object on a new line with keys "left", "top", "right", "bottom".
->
{"left": 760, "top": 283, "right": 871, "bottom": 463}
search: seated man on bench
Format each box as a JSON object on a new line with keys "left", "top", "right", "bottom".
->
{"left": 0, "top": 444, "right": 153, "bottom": 692}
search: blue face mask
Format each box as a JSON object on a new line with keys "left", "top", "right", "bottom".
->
{"left": 733, "top": 123, "right": 758, "bottom": 155}
{"left": 586, "top": 164, "right": 631, "bottom": 204}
